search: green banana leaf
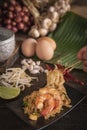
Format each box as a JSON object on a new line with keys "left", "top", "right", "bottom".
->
{"left": 48, "top": 11, "right": 87, "bottom": 69}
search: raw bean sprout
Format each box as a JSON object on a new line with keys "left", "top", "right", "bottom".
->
{"left": 0, "top": 67, "right": 36, "bottom": 91}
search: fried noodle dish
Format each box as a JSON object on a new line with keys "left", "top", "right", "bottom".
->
{"left": 23, "top": 69, "right": 72, "bottom": 120}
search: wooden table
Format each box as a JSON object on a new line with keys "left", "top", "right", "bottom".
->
{"left": 71, "top": 0, "right": 87, "bottom": 18}
{"left": 0, "top": 1, "right": 87, "bottom": 130}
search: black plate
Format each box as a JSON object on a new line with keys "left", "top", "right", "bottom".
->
{"left": 1, "top": 56, "right": 87, "bottom": 130}
{"left": 6, "top": 83, "right": 87, "bottom": 130}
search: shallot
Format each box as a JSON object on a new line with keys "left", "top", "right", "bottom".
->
{"left": 0, "top": 0, "right": 34, "bottom": 33}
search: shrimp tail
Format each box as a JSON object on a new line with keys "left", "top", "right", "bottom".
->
{"left": 41, "top": 106, "right": 54, "bottom": 116}
{"left": 41, "top": 98, "right": 56, "bottom": 116}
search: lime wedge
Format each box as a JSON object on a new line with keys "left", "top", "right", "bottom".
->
{"left": 0, "top": 86, "right": 20, "bottom": 99}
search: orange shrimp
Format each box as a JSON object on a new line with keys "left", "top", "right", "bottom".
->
{"left": 35, "top": 93, "right": 56, "bottom": 116}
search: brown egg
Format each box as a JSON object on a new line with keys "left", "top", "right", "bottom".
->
{"left": 37, "top": 36, "right": 56, "bottom": 50}
{"left": 21, "top": 38, "right": 37, "bottom": 57}
{"left": 36, "top": 39, "right": 54, "bottom": 60}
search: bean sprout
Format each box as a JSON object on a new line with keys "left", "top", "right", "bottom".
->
{"left": 0, "top": 67, "right": 36, "bottom": 91}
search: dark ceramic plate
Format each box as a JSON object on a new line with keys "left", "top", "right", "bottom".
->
{"left": 1, "top": 55, "right": 87, "bottom": 130}
{"left": 7, "top": 82, "right": 87, "bottom": 130}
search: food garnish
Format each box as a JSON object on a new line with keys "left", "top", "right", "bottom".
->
{"left": 0, "top": 86, "right": 20, "bottom": 99}
{"left": 0, "top": 67, "right": 35, "bottom": 91}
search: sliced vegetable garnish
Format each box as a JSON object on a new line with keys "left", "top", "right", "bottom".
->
{"left": 0, "top": 86, "right": 20, "bottom": 99}
{"left": 48, "top": 12, "right": 87, "bottom": 69}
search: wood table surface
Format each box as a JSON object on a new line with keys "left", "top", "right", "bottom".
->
{"left": 0, "top": 1, "right": 87, "bottom": 130}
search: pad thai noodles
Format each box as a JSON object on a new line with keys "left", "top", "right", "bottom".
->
{"left": 23, "top": 69, "right": 71, "bottom": 120}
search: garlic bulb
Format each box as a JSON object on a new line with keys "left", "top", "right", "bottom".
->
{"left": 54, "top": 2, "right": 61, "bottom": 11}
{"left": 59, "top": 9, "right": 66, "bottom": 16}
{"left": 48, "top": 6, "right": 55, "bottom": 13}
{"left": 28, "top": 0, "right": 71, "bottom": 38}
{"left": 51, "top": 11, "right": 59, "bottom": 23}
{"left": 66, "top": 4, "right": 71, "bottom": 11}
{"left": 29, "top": 27, "right": 40, "bottom": 38}
{"left": 39, "top": 28, "right": 48, "bottom": 36}
{"left": 50, "top": 23, "right": 57, "bottom": 32}
{"left": 42, "top": 18, "right": 52, "bottom": 29}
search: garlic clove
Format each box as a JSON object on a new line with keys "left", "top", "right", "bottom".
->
{"left": 28, "top": 65, "right": 34, "bottom": 71}
{"left": 42, "top": 18, "right": 52, "bottom": 30}
{"left": 22, "top": 65, "right": 27, "bottom": 71}
{"left": 39, "top": 66, "right": 44, "bottom": 72}
{"left": 36, "top": 61, "right": 40, "bottom": 66}
{"left": 30, "top": 69, "right": 40, "bottom": 74}
{"left": 30, "top": 61, "right": 36, "bottom": 66}
{"left": 21, "top": 59, "right": 29, "bottom": 67}
{"left": 33, "top": 65, "right": 40, "bottom": 70}
{"left": 27, "top": 59, "right": 33, "bottom": 64}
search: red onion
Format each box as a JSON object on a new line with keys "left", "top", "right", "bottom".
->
{"left": 23, "top": 16, "right": 29, "bottom": 23}
{"left": 8, "top": 12, "right": 13, "bottom": 19}
{"left": 12, "top": 21, "right": 16, "bottom": 26}
{"left": 20, "top": 12, "right": 25, "bottom": 16}
{"left": 4, "top": 19, "right": 11, "bottom": 24}
{"left": 10, "top": 0, "right": 17, "bottom": 6}
{"left": 6, "top": 24, "right": 12, "bottom": 30}
{"left": 15, "top": 6, "right": 22, "bottom": 12}
{"left": 18, "top": 23, "right": 25, "bottom": 30}
{"left": 15, "top": 16, "right": 22, "bottom": 23}
{"left": 23, "top": 7, "right": 29, "bottom": 13}
{"left": 1, "top": 0, "right": 34, "bottom": 33}
{"left": 3, "top": 2, "right": 8, "bottom": 9}
{"left": 12, "top": 27, "right": 18, "bottom": 32}
{"left": 9, "top": 6, "right": 14, "bottom": 12}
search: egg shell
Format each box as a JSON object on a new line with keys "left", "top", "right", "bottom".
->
{"left": 36, "top": 39, "right": 54, "bottom": 60}
{"left": 21, "top": 38, "right": 37, "bottom": 57}
{"left": 37, "top": 36, "right": 56, "bottom": 50}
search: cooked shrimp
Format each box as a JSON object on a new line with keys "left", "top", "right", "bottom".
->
{"left": 39, "top": 87, "right": 62, "bottom": 105}
{"left": 39, "top": 87, "right": 48, "bottom": 95}
{"left": 35, "top": 93, "right": 56, "bottom": 116}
